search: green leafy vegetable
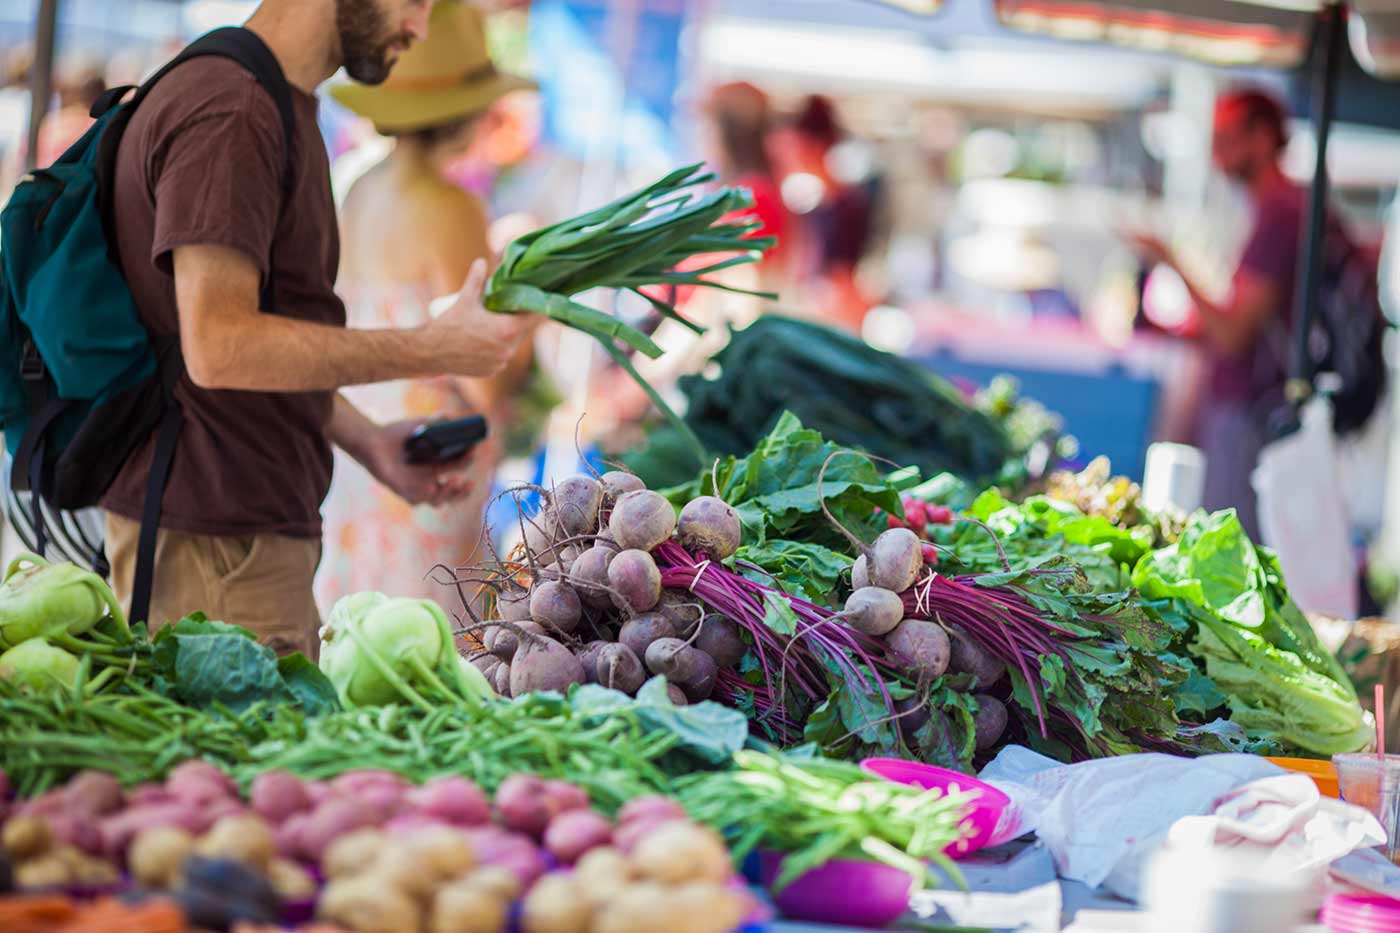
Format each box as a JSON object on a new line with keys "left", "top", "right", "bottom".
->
{"left": 735, "top": 540, "right": 853, "bottom": 605}
{"left": 664, "top": 411, "right": 908, "bottom": 548}
{"left": 1133, "top": 510, "right": 1367, "bottom": 757}
{"left": 152, "top": 614, "right": 338, "bottom": 715}
{"left": 568, "top": 676, "right": 749, "bottom": 765}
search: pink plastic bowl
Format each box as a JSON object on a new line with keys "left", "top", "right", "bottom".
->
{"left": 757, "top": 849, "right": 914, "bottom": 927}
{"left": 860, "top": 757, "right": 1014, "bottom": 858}
{"left": 1323, "top": 894, "right": 1400, "bottom": 933}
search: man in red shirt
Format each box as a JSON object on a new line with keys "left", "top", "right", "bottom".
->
{"left": 1130, "top": 89, "right": 1314, "bottom": 538}
{"left": 103, "top": 0, "right": 536, "bottom": 654}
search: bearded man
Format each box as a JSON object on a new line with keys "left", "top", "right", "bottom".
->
{"left": 103, "top": 0, "right": 535, "bottom": 654}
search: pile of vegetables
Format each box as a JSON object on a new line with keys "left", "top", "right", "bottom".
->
{"left": 0, "top": 674, "right": 745, "bottom": 807}
{"left": 484, "top": 163, "right": 773, "bottom": 458}
{"left": 1, "top": 761, "right": 756, "bottom": 933}
{"left": 905, "top": 465, "right": 1366, "bottom": 758}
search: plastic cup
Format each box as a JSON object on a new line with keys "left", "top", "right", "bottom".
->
{"left": 1334, "top": 753, "right": 1400, "bottom": 864}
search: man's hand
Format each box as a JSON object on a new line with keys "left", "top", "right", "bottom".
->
{"left": 422, "top": 259, "right": 539, "bottom": 378}
{"left": 365, "top": 419, "right": 475, "bottom": 508}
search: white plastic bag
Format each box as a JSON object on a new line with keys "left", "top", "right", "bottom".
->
{"left": 978, "top": 748, "right": 1284, "bottom": 896}
{"left": 1252, "top": 396, "right": 1358, "bottom": 619}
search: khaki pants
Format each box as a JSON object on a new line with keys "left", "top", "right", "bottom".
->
{"left": 105, "top": 513, "right": 322, "bottom": 658}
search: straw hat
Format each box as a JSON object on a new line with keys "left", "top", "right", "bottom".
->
{"left": 331, "top": 1, "right": 534, "bottom": 134}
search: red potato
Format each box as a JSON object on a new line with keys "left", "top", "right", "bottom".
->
{"left": 192, "top": 797, "right": 247, "bottom": 835}
{"left": 123, "top": 783, "right": 172, "bottom": 808}
{"left": 45, "top": 811, "right": 103, "bottom": 856}
{"left": 495, "top": 774, "right": 552, "bottom": 837}
{"left": 250, "top": 770, "right": 313, "bottom": 825}
{"left": 297, "top": 797, "right": 387, "bottom": 862}
{"left": 383, "top": 812, "right": 453, "bottom": 836}
{"left": 167, "top": 760, "right": 237, "bottom": 796}
{"left": 304, "top": 781, "right": 333, "bottom": 807}
{"left": 613, "top": 816, "right": 688, "bottom": 855}
{"left": 464, "top": 827, "right": 548, "bottom": 888}
{"left": 14, "top": 789, "right": 71, "bottom": 820}
{"left": 541, "top": 780, "right": 590, "bottom": 817}
{"left": 543, "top": 809, "right": 613, "bottom": 863}
{"left": 617, "top": 796, "right": 687, "bottom": 826}
{"left": 274, "top": 812, "right": 311, "bottom": 860}
{"left": 63, "top": 770, "right": 124, "bottom": 816}
{"left": 165, "top": 774, "right": 234, "bottom": 809}
{"left": 407, "top": 775, "right": 491, "bottom": 826}
{"left": 330, "top": 769, "right": 409, "bottom": 797}
{"left": 99, "top": 803, "right": 203, "bottom": 861}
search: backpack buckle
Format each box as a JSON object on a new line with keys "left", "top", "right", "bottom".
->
{"left": 20, "top": 340, "right": 44, "bottom": 381}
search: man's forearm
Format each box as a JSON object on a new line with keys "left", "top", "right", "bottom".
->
{"left": 326, "top": 393, "right": 379, "bottom": 467}
{"left": 184, "top": 312, "right": 447, "bottom": 392}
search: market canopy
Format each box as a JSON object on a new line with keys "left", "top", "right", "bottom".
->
{"left": 877, "top": 0, "right": 1400, "bottom": 76}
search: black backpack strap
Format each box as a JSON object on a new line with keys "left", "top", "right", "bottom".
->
{"left": 129, "top": 403, "right": 183, "bottom": 628}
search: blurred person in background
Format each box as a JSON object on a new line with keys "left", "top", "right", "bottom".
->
{"left": 703, "top": 81, "right": 789, "bottom": 289}
{"left": 1128, "top": 87, "right": 1354, "bottom": 539}
{"left": 771, "top": 95, "right": 876, "bottom": 330}
{"left": 320, "top": 1, "right": 536, "bottom": 609}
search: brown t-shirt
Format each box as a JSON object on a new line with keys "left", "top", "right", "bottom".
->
{"left": 103, "top": 58, "right": 345, "bottom": 538}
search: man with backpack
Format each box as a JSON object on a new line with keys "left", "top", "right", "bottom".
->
{"left": 2, "top": 0, "right": 536, "bottom": 658}
{"left": 1128, "top": 87, "right": 1385, "bottom": 541}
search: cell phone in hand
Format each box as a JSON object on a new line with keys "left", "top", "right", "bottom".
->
{"left": 403, "top": 415, "right": 489, "bottom": 465}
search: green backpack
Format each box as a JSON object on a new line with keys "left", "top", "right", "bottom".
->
{"left": 0, "top": 27, "right": 294, "bottom": 623}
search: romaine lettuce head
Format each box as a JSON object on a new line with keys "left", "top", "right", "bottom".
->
{"left": 1133, "top": 509, "right": 1366, "bottom": 756}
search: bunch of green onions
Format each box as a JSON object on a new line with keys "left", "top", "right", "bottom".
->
{"left": 483, "top": 163, "right": 775, "bottom": 457}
